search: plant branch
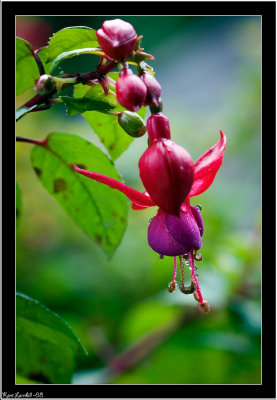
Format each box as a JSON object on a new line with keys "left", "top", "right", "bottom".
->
{"left": 32, "top": 49, "right": 45, "bottom": 76}
{"left": 16, "top": 136, "right": 48, "bottom": 146}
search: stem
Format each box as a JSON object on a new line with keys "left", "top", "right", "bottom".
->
{"left": 16, "top": 136, "right": 47, "bottom": 146}
{"left": 32, "top": 49, "right": 45, "bottom": 76}
{"left": 24, "top": 94, "right": 44, "bottom": 108}
{"left": 53, "top": 76, "right": 78, "bottom": 85}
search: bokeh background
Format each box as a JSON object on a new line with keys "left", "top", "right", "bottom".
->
{"left": 16, "top": 15, "right": 261, "bottom": 384}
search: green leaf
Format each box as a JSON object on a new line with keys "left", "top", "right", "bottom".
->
{"left": 16, "top": 37, "right": 39, "bottom": 95}
{"left": 60, "top": 84, "right": 117, "bottom": 115}
{"left": 16, "top": 182, "right": 22, "bottom": 228}
{"left": 16, "top": 104, "right": 37, "bottom": 122}
{"left": 30, "top": 132, "right": 127, "bottom": 256}
{"left": 16, "top": 293, "right": 87, "bottom": 384}
{"left": 16, "top": 374, "right": 43, "bottom": 384}
{"left": 74, "top": 74, "right": 147, "bottom": 161}
{"left": 49, "top": 47, "right": 103, "bottom": 73}
{"left": 47, "top": 26, "right": 98, "bottom": 63}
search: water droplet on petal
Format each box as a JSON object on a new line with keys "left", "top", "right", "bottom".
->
{"left": 195, "top": 204, "right": 202, "bottom": 212}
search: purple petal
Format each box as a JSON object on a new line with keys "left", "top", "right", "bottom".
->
{"left": 165, "top": 207, "right": 203, "bottom": 252}
{"left": 148, "top": 209, "right": 187, "bottom": 256}
{"left": 190, "top": 206, "right": 204, "bottom": 237}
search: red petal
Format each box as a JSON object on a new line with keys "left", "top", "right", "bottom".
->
{"left": 73, "top": 164, "right": 155, "bottom": 208}
{"left": 188, "top": 130, "right": 226, "bottom": 198}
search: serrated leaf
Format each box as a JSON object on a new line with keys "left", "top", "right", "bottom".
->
{"left": 74, "top": 74, "right": 147, "bottom": 161}
{"left": 49, "top": 47, "right": 104, "bottom": 73}
{"left": 30, "top": 132, "right": 127, "bottom": 256}
{"left": 47, "top": 26, "right": 98, "bottom": 63}
{"left": 16, "top": 182, "right": 22, "bottom": 228}
{"left": 16, "top": 293, "right": 87, "bottom": 384}
{"left": 16, "top": 104, "right": 37, "bottom": 121}
{"left": 16, "top": 37, "right": 39, "bottom": 95}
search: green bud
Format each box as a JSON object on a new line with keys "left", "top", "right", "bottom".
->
{"left": 118, "top": 111, "right": 147, "bottom": 138}
{"left": 34, "top": 74, "right": 55, "bottom": 96}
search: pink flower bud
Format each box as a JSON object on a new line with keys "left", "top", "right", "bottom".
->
{"left": 96, "top": 19, "right": 137, "bottom": 60}
{"left": 139, "top": 138, "right": 194, "bottom": 216}
{"left": 116, "top": 67, "right": 147, "bottom": 112}
{"left": 147, "top": 113, "right": 171, "bottom": 143}
{"left": 140, "top": 71, "right": 161, "bottom": 107}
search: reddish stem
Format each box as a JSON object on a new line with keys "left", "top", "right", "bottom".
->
{"left": 16, "top": 136, "right": 48, "bottom": 146}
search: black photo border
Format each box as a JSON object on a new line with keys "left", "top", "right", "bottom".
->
{"left": 3, "top": 1, "right": 276, "bottom": 398}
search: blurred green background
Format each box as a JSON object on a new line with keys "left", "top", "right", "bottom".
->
{"left": 16, "top": 16, "right": 261, "bottom": 384}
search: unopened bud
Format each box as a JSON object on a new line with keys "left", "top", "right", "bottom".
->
{"left": 198, "top": 300, "right": 210, "bottom": 313}
{"left": 116, "top": 67, "right": 147, "bottom": 112}
{"left": 118, "top": 111, "right": 146, "bottom": 137}
{"left": 34, "top": 74, "right": 55, "bottom": 96}
{"left": 140, "top": 71, "right": 161, "bottom": 107}
{"left": 96, "top": 19, "right": 137, "bottom": 60}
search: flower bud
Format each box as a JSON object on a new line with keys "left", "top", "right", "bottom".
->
{"left": 139, "top": 139, "right": 194, "bottom": 216}
{"left": 96, "top": 19, "right": 137, "bottom": 60}
{"left": 34, "top": 74, "right": 55, "bottom": 96}
{"left": 140, "top": 71, "right": 161, "bottom": 107}
{"left": 147, "top": 113, "right": 171, "bottom": 143}
{"left": 116, "top": 67, "right": 147, "bottom": 112}
{"left": 118, "top": 111, "right": 147, "bottom": 137}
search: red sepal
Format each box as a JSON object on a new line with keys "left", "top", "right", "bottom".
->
{"left": 188, "top": 130, "right": 226, "bottom": 198}
{"left": 73, "top": 164, "right": 155, "bottom": 208}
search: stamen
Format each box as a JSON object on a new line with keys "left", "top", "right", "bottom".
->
{"left": 187, "top": 251, "right": 204, "bottom": 304}
{"left": 178, "top": 256, "right": 196, "bottom": 294}
{"left": 168, "top": 256, "right": 177, "bottom": 292}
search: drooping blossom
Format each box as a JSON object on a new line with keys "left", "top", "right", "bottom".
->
{"left": 73, "top": 130, "right": 226, "bottom": 313}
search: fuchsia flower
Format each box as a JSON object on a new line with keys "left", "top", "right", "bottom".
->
{"left": 73, "top": 125, "right": 226, "bottom": 313}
